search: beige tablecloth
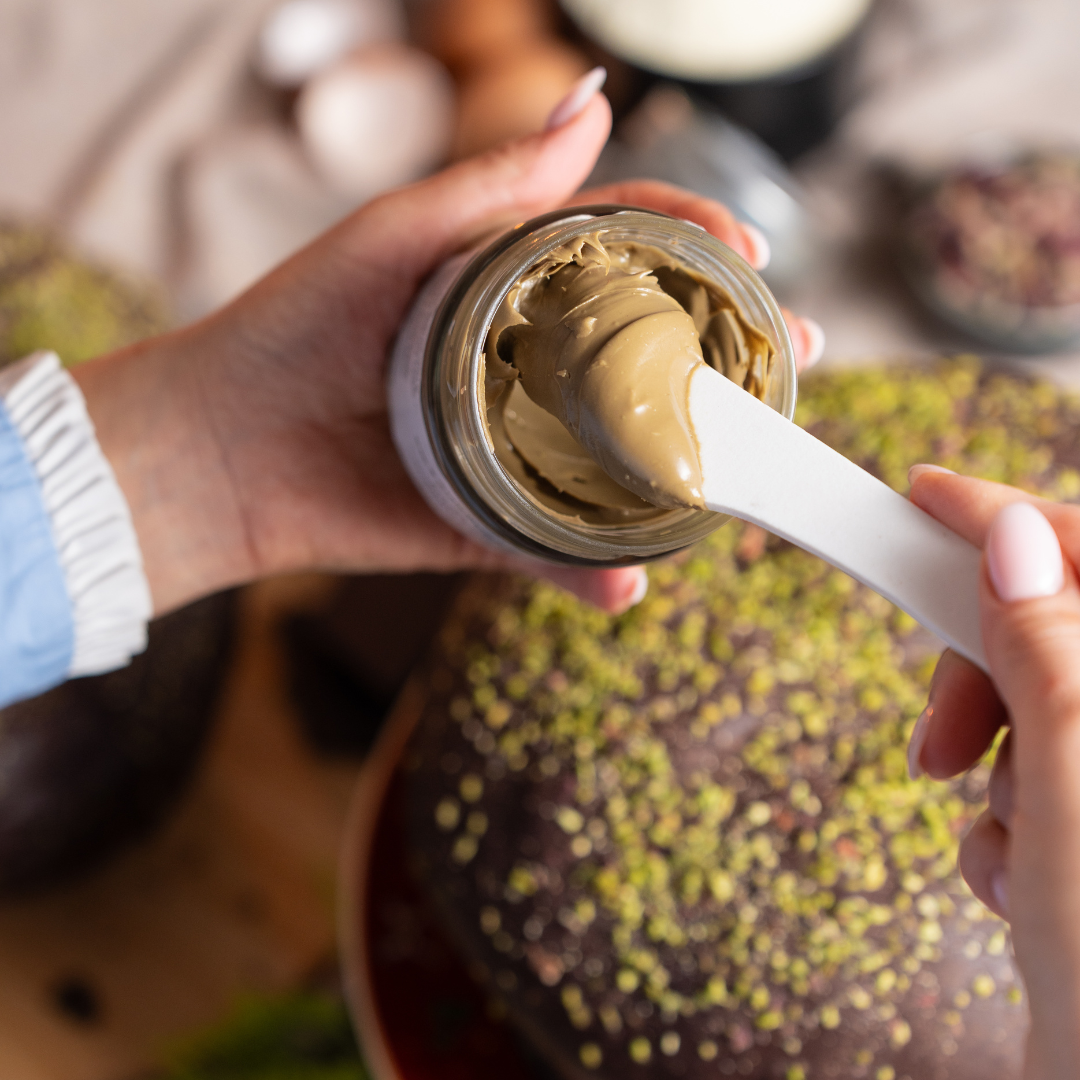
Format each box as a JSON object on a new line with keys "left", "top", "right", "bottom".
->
{"left": 2, "top": 0, "right": 1079, "bottom": 374}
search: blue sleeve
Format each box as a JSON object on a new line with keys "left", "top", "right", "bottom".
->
{"left": 0, "top": 400, "right": 74, "bottom": 707}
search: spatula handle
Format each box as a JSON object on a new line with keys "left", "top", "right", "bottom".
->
{"left": 691, "top": 368, "right": 987, "bottom": 672}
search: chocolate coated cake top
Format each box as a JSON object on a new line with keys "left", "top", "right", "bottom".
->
{"left": 405, "top": 360, "right": 1080, "bottom": 1080}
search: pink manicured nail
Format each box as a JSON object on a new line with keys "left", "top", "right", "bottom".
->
{"left": 907, "top": 705, "right": 932, "bottom": 779}
{"left": 626, "top": 566, "right": 648, "bottom": 608}
{"left": 801, "top": 318, "right": 825, "bottom": 368}
{"left": 908, "top": 463, "right": 955, "bottom": 485}
{"left": 987, "top": 501, "right": 1064, "bottom": 602}
{"left": 546, "top": 66, "right": 607, "bottom": 130}
{"left": 740, "top": 224, "right": 771, "bottom": 270}
{"left": 991, "top": 869, "right": 1010, "bottom": 918}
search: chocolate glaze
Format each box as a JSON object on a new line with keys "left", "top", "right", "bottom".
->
{"left": 483, "top": 233, "right": 775, "bottom": 518}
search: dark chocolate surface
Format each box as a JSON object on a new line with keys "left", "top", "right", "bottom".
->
{"left": 404, "top": 360, "right": 1080, "bottom": 1079}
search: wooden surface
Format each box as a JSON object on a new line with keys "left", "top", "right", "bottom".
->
{"left": 0, "top": 575, "right": 362, "bottom": 1080}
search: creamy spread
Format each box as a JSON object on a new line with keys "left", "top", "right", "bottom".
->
{"left": 482, "top": 233, "right": 775, "bottom": 521}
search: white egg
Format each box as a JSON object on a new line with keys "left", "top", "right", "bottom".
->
{"left": 255, "top": 0, "right": 405, "bottom": 87}
{"left": 297, "top": 45, "right": 455, "bottom": 199}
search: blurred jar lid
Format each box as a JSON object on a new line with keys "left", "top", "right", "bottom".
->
{"left": 591, "top": 87, "right": 814, "bottom": 294}
{"left": 560, "top": 0, "right": 873, "bottom": 82}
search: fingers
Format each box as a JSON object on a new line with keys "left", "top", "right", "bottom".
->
{"left": 906, "top": 484, "right": 1080, "bottom": 1038}
{"left": 987, "top": 730, "right": 1014, "bottom": 827}
{"left": 908, "top": 648, "right": 1007, "bottom": 779}
{"left": 573, "top": 179, "right": 757, "bottom": 262}
{"left": 545, "top": 66, "right": 608, "bottom": 130}
{"left": 781, "top": 308, "right": 825, "bottom": 373}
{"left": 958, "top": 808, "right": 1010, "bottom": 919}
{"left": 909, "top": 468, "right": 1080, "bottom": 566}
{"left": 348, "top": 88, "right": 613, "bottom": 284}
{"left": 980, "top": 502, "right": 1080, "bottom": 737}
{"left": 908, "top": 467, "right": 1040, "bottom": 547}
{"left": 537, "top": 565, "right": 648, "bottom": 615}
{"left": 975, "top": 502, "right": 1080, "bottom": 993}
{"left": 978, "top": 503, "right": 1080, "bottom": 854}
{"left": 485, "top": 543, "right": 650, "bottom": 615}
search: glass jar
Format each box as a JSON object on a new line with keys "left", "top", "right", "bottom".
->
{"left": 389, "top": 206, "right": 796, "bottom": 567}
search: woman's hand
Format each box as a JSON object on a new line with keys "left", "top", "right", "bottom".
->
{"left": 908, "top": 467, "right": 1080, "bottom": 1079}
{"left": 73, "top": 73, "right": 822, "bottom": 617}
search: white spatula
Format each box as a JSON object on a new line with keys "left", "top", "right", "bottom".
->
{"left": 689, "top": 364, "right": 987, "bottom": 672}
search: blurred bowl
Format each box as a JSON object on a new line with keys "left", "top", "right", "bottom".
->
{"left": 0, "top": 591, "right": 237, "bottom": 896}
{"left": 560, "top": 0, "right": 874, "bottom": 160}
{"left": 590, "top": 87, "right": 814, "bottom": 295}
{"left": 560, "top": 0, "right": 872, "bottom": 84}
{"left": 900, "top": 151, "right": 1080, "bottom": 354}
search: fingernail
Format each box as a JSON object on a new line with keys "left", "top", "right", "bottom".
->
{"left": 546, "top": 66, "right": 607, "bottom": 130}
{"left": 907, "top": 705, "right": 932, "bottom": 779}
{"left": 987, "top": 501, "right": 1064, "bottom": 602}
{"left": 991, "top": 868, "right": 1010, "bottom": 917}
{"left": 908, "top": 463, "right": 955, "bottom": 485}
{"left": 626, "top": 566, "right": 648, "bottom": 608}
{"left": 801, "top": 318, "right": 825, "bottom": 368}
{"left": 740, "top": 224, "right": 771, "bottom": 270}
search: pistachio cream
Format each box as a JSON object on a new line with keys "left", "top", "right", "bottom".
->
{"left": 482, "top": 233, "right": 775, "bottom": 520}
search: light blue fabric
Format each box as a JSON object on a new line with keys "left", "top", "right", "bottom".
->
{"left": 0, "top": 399, "right": 73, "bottom": 707}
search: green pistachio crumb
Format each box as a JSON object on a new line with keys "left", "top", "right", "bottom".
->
{"left": 580, "top": 1043, "right": 603, "bottom": 1069}
{"left": 434, "top": 798, "right": 460, "bottom": 831}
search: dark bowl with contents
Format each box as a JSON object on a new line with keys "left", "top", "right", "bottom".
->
{"left": 902, "top": 152, "right": 1080, "bottom": 353}
{"left": 558, "top": 0, "right": 874, "bottom": 162}
{"left": 0, "top": 222, "right": 237, "bottom": 894}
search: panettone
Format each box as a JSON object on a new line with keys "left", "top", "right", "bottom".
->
{"left": 400, "top": 359, "right": 1080, "bottom": 1080}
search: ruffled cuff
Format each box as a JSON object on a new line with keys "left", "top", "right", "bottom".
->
{"left": 0, "top": 351, "right": 152, "bottom": 677}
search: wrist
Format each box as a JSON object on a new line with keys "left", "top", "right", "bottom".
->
{"left": 0, "top": 351, "right": 152, "bottom": 695}
{"left": 71, "top": 322, "right": 256, "bottom": 614}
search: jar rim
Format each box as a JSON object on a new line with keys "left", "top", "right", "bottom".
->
{"left": 424, "top": 206, "right": 797, "bottom": 565}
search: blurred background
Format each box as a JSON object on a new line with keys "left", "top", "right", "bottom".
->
{"left": 0, "top": 0, "right": 1079, "bottom": 1077}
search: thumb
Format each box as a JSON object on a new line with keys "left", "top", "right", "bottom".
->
{"left": 349, "top": 74, "right": 612, "bottom": 283}
{"left": 979, "top": 501, "right": 1080, "bottom": 1053}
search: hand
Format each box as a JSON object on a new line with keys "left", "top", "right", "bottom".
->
{"left": 908, "top": 466, "right": 1080, "bottom": 1079}
{"left": 74, "top": 75, "right": 823, "bottom": 617}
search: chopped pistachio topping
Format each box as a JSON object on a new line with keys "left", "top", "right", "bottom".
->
{"left": 580, "top": 1042, "right": 603, "bottom": 1069}
{"left": 412, "top": 359, "right": 1059, "bottom": 1076}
